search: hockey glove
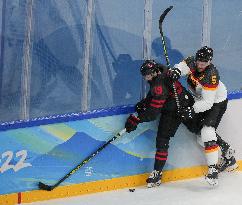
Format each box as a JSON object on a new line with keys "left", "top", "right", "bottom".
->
{"left": 125, "top": 114, "right": 140, "bottom": 133}
{"left": 167, "top": 67, "right": 181, "bottom": 82}
{"left": 179, "top": 106, "right": 195, "bottom": 121}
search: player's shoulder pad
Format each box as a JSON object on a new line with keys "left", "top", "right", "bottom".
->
{"left": 200, "top": 64, "right": 220, "bottom": 90}
{"left": 184, "top": 56, "right": 196, "bottom": 68}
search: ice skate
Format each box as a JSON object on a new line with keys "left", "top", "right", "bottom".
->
{"left": 218, "top": 142, "right": 238, "bottom": 172}
{"left": 218, "top": 156, "right": 238, "bottom": 172}
{"left": 205, "top": 165, "right": 218, "bottom": 186}
{"left": 146, "top": 170, "right": 162, "bottom": 188}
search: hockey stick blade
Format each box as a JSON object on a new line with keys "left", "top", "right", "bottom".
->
{"left": 38, "top": 182, "right": 54, "bottom": 191}
{"left": 159, "top": 6, "right": 173, "bottom": 30}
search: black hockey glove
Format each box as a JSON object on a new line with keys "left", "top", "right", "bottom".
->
{"left": 167, "top": 67, "right": 181, "bottom": 82}
{"left": 125, "top": 114, "right": 140, "bottom": 133}
{"left": 179, "top": 106, "right": 195, "bottom": 121}
{"left": 135, "top": 99, "right": 147, "bottom": 115}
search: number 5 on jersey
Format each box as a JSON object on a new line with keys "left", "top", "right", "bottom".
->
{"left": 211, "top": 75, "right": 217, "bottom": 84}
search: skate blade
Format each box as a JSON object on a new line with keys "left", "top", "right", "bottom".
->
{"left": 226, "top": 163, "right": 239, "bottom": 172}
{"left": 147, "top": 183, "right": 155, "bottom": 188}
{"left": 147, "top": 181, "right": 161, "bottom": 188}
{"left": 205, "top": 177, "right": 218, "bottom": 187}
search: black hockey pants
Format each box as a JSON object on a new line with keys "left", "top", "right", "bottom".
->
{"left": 183, "top": 99, "right": 228, "bottom": 134}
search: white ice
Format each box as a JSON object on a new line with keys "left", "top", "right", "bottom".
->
{"left": 25, "top": 171, "right": 242, "bottom": 205}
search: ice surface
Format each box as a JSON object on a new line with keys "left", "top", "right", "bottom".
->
{"left": 25, "top": 171, "right": 242, "bottom": 205}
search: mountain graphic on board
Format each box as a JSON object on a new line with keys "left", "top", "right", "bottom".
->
{"left": 30, "top": 132, "right": 153, "bottom": 183}
{"left": 32, "top": 132, "right": 104, "bottom": 166}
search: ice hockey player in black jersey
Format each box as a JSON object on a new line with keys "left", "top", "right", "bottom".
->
{"left": 124, "top": 59, "right": 194, "bottom": 188}
{"left": 169, "top": 46, "right": 238, "bottom": 186}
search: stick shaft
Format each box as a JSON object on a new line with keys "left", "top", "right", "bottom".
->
{"left": 39, "top": 129, "right": 126, "bottom": 190}
{"left": 159, "top": 6, "right": 180, "bottom": 109}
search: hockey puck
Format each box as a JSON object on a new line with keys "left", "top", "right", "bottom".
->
{"left": 129, "top": 188, "right": 135, "bottom": 192}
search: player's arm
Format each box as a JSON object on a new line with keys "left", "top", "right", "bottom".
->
{"left": 179, "top": 69, "right": 220, "bottom": 120}
{"left": 138, "top": 85, "right": 168, "bottom": 122}
{"left": 169, "top": 56, "right": 194, "bottom": 81}
{"left": 193, "top": 71, "right": 219, "bottom": 113}
{"left": 125, "top": 88, "right": 167, "bottom": 133}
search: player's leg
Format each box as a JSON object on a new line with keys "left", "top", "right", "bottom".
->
{"left": 146, "top": 111, "right": 180, "bottom": 188}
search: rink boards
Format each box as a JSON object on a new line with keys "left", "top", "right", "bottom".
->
{"left": 0, "top": 99, "right": 242, "bottom": 204}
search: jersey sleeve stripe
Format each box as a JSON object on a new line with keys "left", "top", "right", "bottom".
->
{"left": 151, "top": 99, "right": 166, "bottom": 104}
{"left": 202, "top": 84, "right": 218, "bottom": 90}
{"left": 202, "top": 83, "right": 218, "bottom": 88}
{"left": 150, "top": 103, "right": 163, "bottom": 108}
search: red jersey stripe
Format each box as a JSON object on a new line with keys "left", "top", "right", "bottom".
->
{"left": 151, "top": 99, "right": 166, "bottom": 104}
{"left": 150, "top": 103, "right": 163, "bottom": 108}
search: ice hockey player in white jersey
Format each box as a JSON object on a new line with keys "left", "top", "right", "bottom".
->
{"left": 169, "top": 46, "right": 238, "bottom": 186}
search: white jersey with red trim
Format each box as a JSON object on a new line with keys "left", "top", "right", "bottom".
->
{"left": 174, "top": 56, "right": 227, "bottom": 113}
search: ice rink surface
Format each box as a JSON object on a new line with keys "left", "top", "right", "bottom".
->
{"left": 25, "top": 171, "right": 242, "bottom": 205}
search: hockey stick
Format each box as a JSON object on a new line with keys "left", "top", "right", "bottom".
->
{"left": 38, "top": 128, "right": 127, "bottom": 191}
{"left": 159, "top": 6, "right": 180, "bottom": 109}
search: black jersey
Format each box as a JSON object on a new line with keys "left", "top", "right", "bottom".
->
{"left": 138, "top": 70, "right": 191, "bottom": 122}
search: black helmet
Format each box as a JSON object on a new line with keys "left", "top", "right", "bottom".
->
{"left": 140, "top": 60, "right": 158, "bottom": 76}
{"left": 195, "top": 46, "right": 213, "bottom": 62}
